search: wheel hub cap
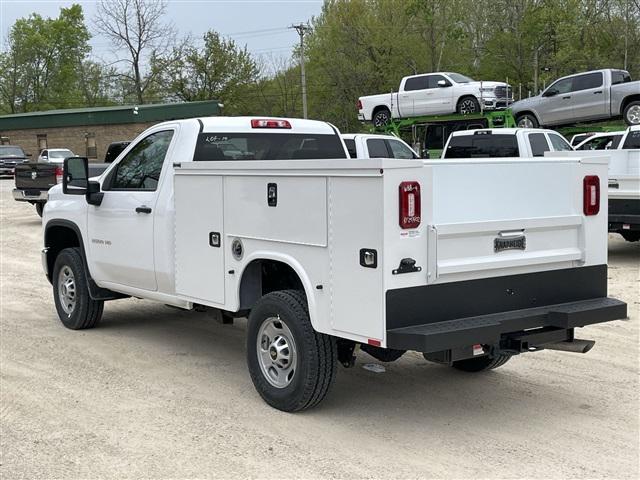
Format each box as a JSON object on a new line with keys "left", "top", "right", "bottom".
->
{"left": 628, "top": 105, "right": 640, "bottom": 124}
{"left": 257, "top": 316, "right": 297, "bottom": 388}
{"left": 57, "top": 266, "right": 76, "bottom": 315}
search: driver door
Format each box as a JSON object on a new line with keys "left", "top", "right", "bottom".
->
{"left": 87, "top": 129, "right": 175, "bottom": 291}
{"left": 538, "top": 77, "right": 573, "bottom": 125}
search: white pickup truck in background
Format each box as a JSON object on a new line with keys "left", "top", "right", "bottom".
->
{"left": 552, "top": 126, "right": 640, "bottom": 242}
{"left": 441, "top": 128, "right": 573, "bottom": 158}
{"left": 341, "top": 133, "right": 419, "bottom": 159}
{"left": 42, "top": 116, "right": 626, "bottom": 412}
{"left": 358, "top": 72, "right": 512, "bottom": 127}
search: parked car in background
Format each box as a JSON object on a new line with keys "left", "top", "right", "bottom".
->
{"left": 38, "top": 148, "right": 74, "bottom": 163}
{"left": 0, "top": 145, "right": 30, "bottom": 176}
{"left": 104, "top": 141, "right": 130, "bottom": 163}
{"left": 341, "top": 133, "right": 420, "bottom": 159}
{"left": 511, "top": 69, "right": 640, "bottom": 127}
{"left": 574, "top": 131, "right": 625, "bottom": 150}
{"left": 358, "top": 72, "right": 512, "bottom": 127}
{"left": 441, "top": 128, "right": 573, "bottom": 158}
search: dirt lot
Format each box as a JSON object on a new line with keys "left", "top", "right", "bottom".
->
{"left": 1, "top": 177, "right": 638, "bottom": 479}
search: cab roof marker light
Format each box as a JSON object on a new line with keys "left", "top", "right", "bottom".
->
{"left": 251, "top": 119, "right": 292, "bottom": 129}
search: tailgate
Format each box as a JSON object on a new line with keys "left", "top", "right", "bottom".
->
{"left": 426, "top": 157, "right": 607, "bottom": 282}
{"left": 14, "top": 163, "right": 57, "bottom": 190}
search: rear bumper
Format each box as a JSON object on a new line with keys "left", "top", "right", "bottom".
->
{"left": 385, "top": 265, "right": 627, "bottom": 352}
{"left": 0, "top": 167, "right": 15, "bottom": 175}
{"left": 12, "top": 188, "right": 48, "bottom": 202}
{"left": 608, "top": 198, "right": 640, "bottom": 231}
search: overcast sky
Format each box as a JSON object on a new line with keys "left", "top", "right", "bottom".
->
{"left": 0, "top": 0, "right": 323, "bottom": 61}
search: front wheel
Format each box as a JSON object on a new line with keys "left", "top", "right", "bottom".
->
{"left": 247, "top": 290, "right": 337, "bottom": 412}
{"left": 623, "top": 100, "right": 640, "bottom": 126}
{"left": 516, "top": 113, "right": 539, "bottom": 128}
{"left": 53, "top": 248, "right": 104, "bottom": 330}
{"left": 457, "top": 96, "right": 480, "bottom": 115}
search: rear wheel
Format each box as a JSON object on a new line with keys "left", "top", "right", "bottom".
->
{"left": 516, "top": 113, "right": 539, "bottom": 128}
{"left": 372, "top": 107, "right": 391, "bottom": 128}
{"left": 623, "top": 100, "right": 640, "bottom": 126}
{"left": 35, "top": 202, "right": 44, "bottom": 217}
{"left": 620, "top": 231, "right": 640, "bottom": 242}
{"left": 53, "top": 248, "right": 104, "bottom": 330}
{"left": 451, "top": 354, "right": 511, "bottom": 372}
{"left": 456, "top": 96, "right": 480, "bottom": 115}
{"left": 247, "top": 290, "right": 337, "bottom": 412}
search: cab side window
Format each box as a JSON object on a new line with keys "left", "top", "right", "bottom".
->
{"left": 547, "top": 134, "right": 573, "bottom": 151}
{"left": 367, "top": 138, "right": 390, "bottom": 158}
{"left": 404, "top": 76, "right": 428, "bottom": 91}
{"left": 387, "top": 140, "right": 417, "bottom": 159}
{"left": 547, "top": 78, "right": 572, "bottom": 95}
{"left": 528, "top": 133, "right": 550, "bottom": 157}
{"left": 111, "top": 130, "right": 174, "bottom": 190}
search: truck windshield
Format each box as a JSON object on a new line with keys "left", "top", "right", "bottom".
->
{"left": 444, "top": 134, "right": 519, "bottom": 158}
{"left": 193, "top": 133, "right": 347, "bottom": 161}
{"left": 447, "top": 73, "right": 474, "bottom": 83}
{"left": 48, "top": 150, "right": 73, "bottom": 159}
{"left": 0, "top": 146, "right": 25, "bottom": 157}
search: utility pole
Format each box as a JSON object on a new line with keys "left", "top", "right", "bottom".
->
{"left": 290, "top": 23, "right": 310, "bottom": 119}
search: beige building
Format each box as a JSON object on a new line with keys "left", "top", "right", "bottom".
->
{"left": 0, "top": 101, "right": 221, "bottom": 161}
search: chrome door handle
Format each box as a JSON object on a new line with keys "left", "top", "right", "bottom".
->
{"left": 594, "top": 91, "right": 603, "bottom": 94}
{"left": 135, "top": 206, "right": 152, "bottom": 214}
{"left": 562, "top": 95, "right": 571, "bottom": 99}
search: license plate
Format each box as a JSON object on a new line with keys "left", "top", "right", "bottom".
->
{"left": 494, "top": 235, "right": 526, "bottom": 253}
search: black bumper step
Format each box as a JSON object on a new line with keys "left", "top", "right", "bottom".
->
{"left": 387, "top": 297, "right": 627, "bottom": 352}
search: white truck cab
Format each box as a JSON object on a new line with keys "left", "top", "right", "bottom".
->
{"left": 42, "top": 116, "right": 626, "bottom": 412}
{"left": 341, "top": 133, "right": 419, "bottom": 159}
{"left": 441, "top": 128, "right": 573, "bottom": 159}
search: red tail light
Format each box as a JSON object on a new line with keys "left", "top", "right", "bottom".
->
{"left": 399, "top": 181, "right": 421, "bottom": 229}
{"left": 251, "top": 119, "right": 291, "bottom": 129}
{"left": 55, "top": 165, "right": 63, "bottom": 184}
{"left": 357, "top": 99, "right": 363, "bottom": 110}
{"left": 583, "top": 175, "right": 600, "bottom": 216}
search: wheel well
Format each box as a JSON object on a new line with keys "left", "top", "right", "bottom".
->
{"left": 456, "top": 95, "right": 478, "bottom": 106}
{"left": 372, "top": 105, "right": 390, "bottom": 116}
{"left": 44, "top": 225, "right": 80, "bottom": 281}
{"left": 515, "top": 110, "right": 539, "bottom": 122}
{"left": 238, "top": 259, "right": 304, "bottom": 310}
{"left": 621, "top": 95, "right": 640, "bottom": 115}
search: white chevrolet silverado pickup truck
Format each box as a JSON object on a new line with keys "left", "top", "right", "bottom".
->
{"left": 358, "top": 72, "right": 512, "bottom": 127}
{"left": 42, "top": 116, "right": 626, "bottom": 412}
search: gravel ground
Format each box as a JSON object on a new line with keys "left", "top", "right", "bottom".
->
{"left": 1, "top": 177, "right": 638, "bottom": 479}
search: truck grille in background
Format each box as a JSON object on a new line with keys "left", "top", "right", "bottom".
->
{"left": 495, "top": 86, "right": 512, "bottom": 99}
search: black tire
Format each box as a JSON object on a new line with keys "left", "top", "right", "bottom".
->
{"left": 622, "top": 100, "right": 640, "bottom": 126}
{"left": 372, "top": 107, "right": 391, "bottom": 128}
{"left": 451, "top": 354, "right": 511, "bottom": 372}
{"left": 52, "top": 247, "right": 104, "bottom": 330}
{"left": 35, "top": 202, "right": 44, "bottom": 217}
{"left": 247, "top": 289, "right": 337, "bottom": 412}
{"left": 456, "top": 96, "right": 480, "bottom": 115}
{"left": 516, "top": 113, "right": 539, "bottom": 128}
{"left": 620, "top": 231, "right": 640, "bottom": 242}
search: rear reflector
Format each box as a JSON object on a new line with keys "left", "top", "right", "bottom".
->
{"left": 399, "top": 181, "right": 421, "bottom": 229}
{"left": 357, "top": 99, "right": 363, "bottom": 110}
{"left": 55, "top": 166, "right": 64, "bottom": 184}
{"left": 583, "top": 175, "right": 600, "bottom": 216}
{"left": 367, "top": 339, "right": 381, "bottom": 347}
{"left": 251, "top": 119, "right": 291, "bottom": 129}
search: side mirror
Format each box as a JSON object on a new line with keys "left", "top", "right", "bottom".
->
{"left": 63, "top": 157, "right": 89, "bottom": 195}
{"left": 437, "top": 80, "right": 449, "bottom": 87}
{"left": 544, "top": 89, "right": 558, "bottom": 97}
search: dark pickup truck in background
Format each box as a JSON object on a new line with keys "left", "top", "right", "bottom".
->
{"left": 0, "top": 145, "right": 31, "bottom": 176}
{"left": 12, "top": 141, "right": 130, "bottom": 217}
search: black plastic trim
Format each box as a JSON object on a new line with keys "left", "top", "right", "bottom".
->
{"left": 44, "top": 219, "right": 128, "bottom": 301}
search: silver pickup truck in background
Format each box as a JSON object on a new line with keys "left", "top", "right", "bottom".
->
{"left": 512, "top": 69, "right": 640, "bottom": 128}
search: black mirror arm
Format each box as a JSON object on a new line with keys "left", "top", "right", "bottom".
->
{"left": 86, "top": 181, "right": 103, "bottom": 206}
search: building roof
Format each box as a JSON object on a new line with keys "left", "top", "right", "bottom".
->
{"left": 0, "top": 100, "right": 222, "bottom": 131}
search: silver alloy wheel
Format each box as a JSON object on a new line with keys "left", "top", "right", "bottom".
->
{"left": 373, "top": 111, "right": 390, "bottom": 127}
{"left": 257, "top": 316, "right": 297, "bottom": 388}
{"left": 518, "top": 116, "right": 534, "bottom": 128}
{"left": 460, "top": 99, "right": 477, "bottom": 114}
{"left": 627, "top": 105, "right": 640, "bottom": 124}
{"left": 57, "top": 265, "right": 76, "bottom": 315}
